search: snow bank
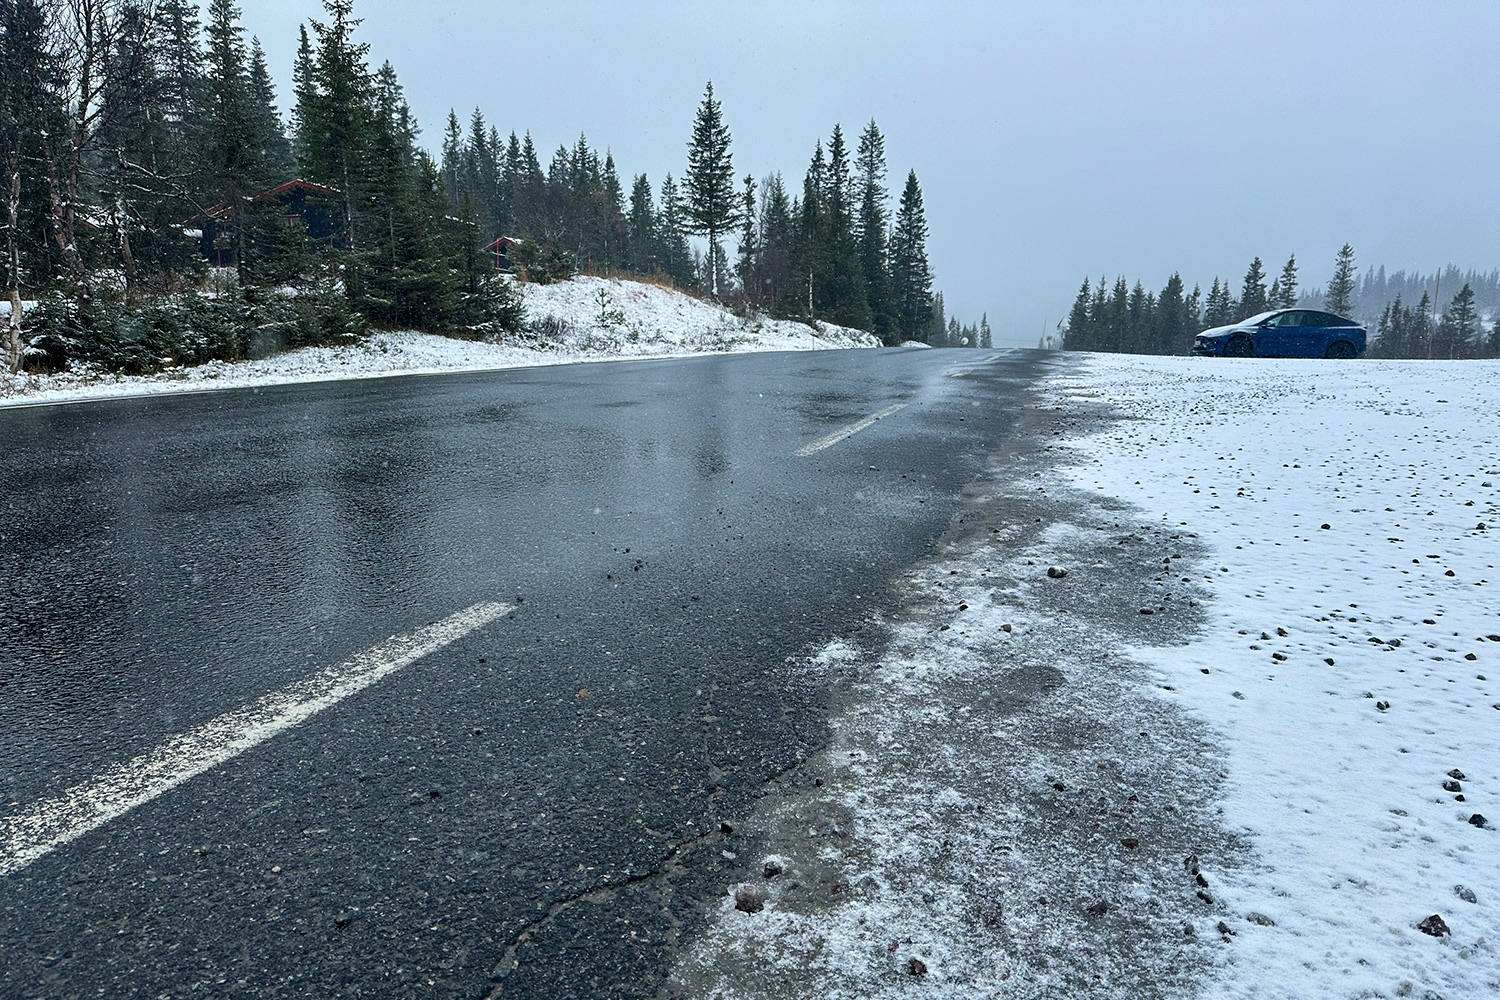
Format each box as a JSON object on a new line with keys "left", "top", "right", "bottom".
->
{"left": 0, "top": 276, "right": 875, "bottom": 407}
{"left": 1051, "top": 355, "right": 1500, "bottom": 997}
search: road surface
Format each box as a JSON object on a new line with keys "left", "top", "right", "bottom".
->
{"left": 0, "top": 347, "right": 1048, "bottom": 998}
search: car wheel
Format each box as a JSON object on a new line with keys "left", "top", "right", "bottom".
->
{"left": 1223, "top": 335, "right": 1254, "bottom": 357}
{"left": 1325, "top": 340, "right": 1356, "bottom": 359}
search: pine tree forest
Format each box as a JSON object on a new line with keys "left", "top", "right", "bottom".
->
{"left": 0, "top": 1, "right": 945, "bottom": 376}
{"left": 1063, "top": 246, "right": 1500, "bottom": 359}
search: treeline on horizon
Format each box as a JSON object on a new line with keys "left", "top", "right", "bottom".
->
{"left": 0, "top": 0, "right": 946, "bottom": 377}
{"left": 1063, "top": 244, "right": 1500, "bottom": 359}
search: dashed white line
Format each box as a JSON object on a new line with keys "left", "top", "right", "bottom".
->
{"left": 794, "top": 403, "right": 908, "bottom": 456}
{"left": 0, "top": 601, "right": 513, "bottom": 877}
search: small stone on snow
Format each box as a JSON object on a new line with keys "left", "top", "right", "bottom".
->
{"left": 1417, "top": 913, "right": 1450, "bottom": 937}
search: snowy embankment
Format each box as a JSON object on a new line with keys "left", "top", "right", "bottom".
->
{"left": 0, "top": 276, "right": 876, "bottom": 407}
{"left": 1053, "top": 356, "right": 1499, "bottom": 996}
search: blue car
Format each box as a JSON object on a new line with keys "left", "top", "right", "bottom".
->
{"left": 1193, "top": 309, "right": 1367, "bottom": 358}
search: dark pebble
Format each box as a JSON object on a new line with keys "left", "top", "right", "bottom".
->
{"left": 763, "top": 861, "right": 783, "bottom": 878}
{"left": 1449, "top": 769, "right": 1466, "bottom": 780}
{"left": 1469, "top": 814, "right": 1487, "bottom": 828}
{"left": 734, "top": 885, "right": 764, "bottom": 913}
{"left": 1443, "top": 780, "right": 1462, "bottom": 792}
{"left": 1086, "top": 899, "right": 1109, "bottom": 917}
{"left": 1417, "top": 913, "right": 1450, "bottom": 937}
{"left": 1046, "top": 566, "right": 1068, "bottom": 579}
{"left": 1455, "top": 885, "right": 1477, "bottom": 904}
{"left": 907, "top": 957, "right": 928, "bottom": 976}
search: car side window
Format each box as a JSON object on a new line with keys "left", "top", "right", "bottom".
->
{"left": 1276, "top": 311, "right": 1306, "bottom": 327}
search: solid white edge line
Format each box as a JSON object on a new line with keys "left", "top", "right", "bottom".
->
{"left": 0, "top": 601, "right": 513, "bottom": 877}
{"left": 794, "top": 403, "right": 908, "bottom": 457}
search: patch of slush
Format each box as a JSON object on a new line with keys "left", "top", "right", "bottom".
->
{"left": 667, "top": 414, "right": 1236, "bottom": 998}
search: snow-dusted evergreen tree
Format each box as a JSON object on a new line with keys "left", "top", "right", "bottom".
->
{"left": 736, "top": 173, "right": 757, "bottom": 302}
{"left": 1432, "top": 283, "right": 1480, "bottom": 359}
{"left": 683, "top": 82, "right": 738, "bottom": 296}
{"left": 1273, "top": 254, "right": 1298, "bottom": 308}
{"left": 1237, "top": 257, "right": 1268, "bottom": 319}
{"left": 1325, "top": 244, "right": 1357, "bottom": 317}
{"left": 656, "top": 172, "right": 696, "bottom": 287}
{"left": 291, "top": 23, "right": 316, "bottom": 161}
{"left": 1203, "top": 278, "right": 1236, "bottom": 327}
{"left": 856, "top": 120, "right": 893, "bottom": 342}
{"left": 928, "top": 290, "right": 946, "bottom": 346}
{"left": 625, "top": 173, "right": 656, "bottom": 274}
{"left": 817, "top": 125, "right": 869, "bottom": 329}
{"left": 890, "top": 170, "right": 933, "bottom": 342}
{"left": 979, "top": 313, "right": 992, "bottom": 349}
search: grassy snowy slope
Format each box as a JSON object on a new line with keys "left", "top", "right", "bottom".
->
{"left": 0, "top": 275, "right": 877, "bottom": 407}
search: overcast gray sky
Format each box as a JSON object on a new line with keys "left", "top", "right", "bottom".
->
{"left": 239, "top": 1, "right": 1499, "bottom": 347}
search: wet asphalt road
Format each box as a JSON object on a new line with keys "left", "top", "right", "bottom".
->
{"left": 0, "top": 347, "right": 1047, "bottom": 999}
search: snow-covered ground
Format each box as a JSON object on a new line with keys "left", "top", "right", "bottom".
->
{"left": 1053, "top": 355, "right": 1498, "bottom": 997}
{"left": 669, "top": 354, "right": 1497, "bottom": 999}
{"left": 0, "top": 276, "right": 876, "bottom": 408}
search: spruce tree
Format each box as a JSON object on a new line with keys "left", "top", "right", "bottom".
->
{"left": 247, "top": 39, "right": 293, "bottom": 181}
{"left": 1157, "top": 273, "right": 1192, "bottom": 354}
{"left": 889, "top": 170, "right": 932, "bottom": 342}
{"left": 683, "top": 81, "right": 737, "bottom": 296}
{"left": 757, "top": 173, "right": 793, "bottom": 315}
{"left": 599, "top": 153, "right": 626, "bottom": 272}
{"left": 440, "top": 110, "right": 463, "bottom": 198}
{"left": 291, "top": 24, "right": 316, "bottom": 160}
{"left": 929, "top": 291, "right": 946, "bottom": 346}
{"left": 1237, "top": 257, "right": 1268, "bottom": 319}
{"left": 302, "top": 0, "right": 373, "bottom": 254}
{"left": 736, "top": 173, "right": 757, "bottom": 302}
{"left": 1064, "top": 278, "right": 1092, "bottom": 350}
{"left": 817, "top": 125, "right": 870, "bottom": 330}
{"left": 1436, "top": 283, "right": 1479, "bottom": 358}
{"left": 979, "top": 313, "right": 992, "bottom": 349}
{"left": 855, "top": 120, "right": 893, "bottom": 341}
{"left": 625, "top": 173, "right": 656, "bottom": 274}
{"left": 1326, "top": 243, "right": 1356, "bottom": 317}
{"left": 1274, "top": 254, "right": 1298, "bottom": 308}
{"left": 656, "top": 172, "right": 695, "bottom": 287}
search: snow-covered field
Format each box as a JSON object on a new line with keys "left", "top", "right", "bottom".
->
{"left": 0, "top": 276, "right": 876, "bottom": 408}
{"left": 670, "top": 354, "right": 1497, "bottom": 1000}
{"left": 1055, "top": 355, "right": 1498, "bottom": 997}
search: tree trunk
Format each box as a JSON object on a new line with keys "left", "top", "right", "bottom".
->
{"left": 5, "top": 156, "right": 22, "bottom": 373}
{"left": 42, "top": 137, "right": 91, "bottom": 325}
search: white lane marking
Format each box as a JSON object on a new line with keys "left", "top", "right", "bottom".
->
{"left": 794, "top": 403, "right": 908, "bottom": 457}
{"left": 0, "top": 601, "right": 513, "bottom": 877}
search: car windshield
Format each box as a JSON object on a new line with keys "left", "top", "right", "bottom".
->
{"left": 1242, "top": 311, "right": 1280, "bottom": 326}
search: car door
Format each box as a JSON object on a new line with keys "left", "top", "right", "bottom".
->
{"left": 1302, "top": 311, "right": 1341, "bottom": 356}
{"left": 1258, "top": 311, "right": 1299, "bottom": 357}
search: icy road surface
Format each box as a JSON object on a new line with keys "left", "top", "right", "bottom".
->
{"left": 670, "top": 355, "right": 1497, "bottom": 1000}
